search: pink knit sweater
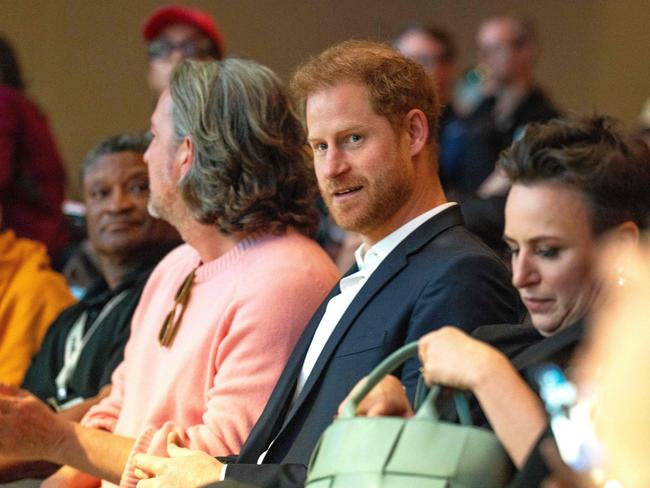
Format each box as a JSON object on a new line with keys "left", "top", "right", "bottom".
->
{"left": 81, "top": 231, "right": 339, "bottom": 487}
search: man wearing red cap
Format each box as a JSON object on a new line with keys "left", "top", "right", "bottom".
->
{"left": 142, "top": 4, "right": 225, "bottom": 94}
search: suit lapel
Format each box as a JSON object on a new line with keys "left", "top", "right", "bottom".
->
{"left": 281, "top": 206, "right": 464, "bottom": 428}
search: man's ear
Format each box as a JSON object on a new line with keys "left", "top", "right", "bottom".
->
{"left": 176, "top": 136, "right": 194, "bottom": 178}
{"left": 404, "top": 109, "right": 430, "bottom": 157}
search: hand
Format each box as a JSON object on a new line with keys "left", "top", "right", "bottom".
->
{"left": 0, "top": 384, "right": 69, "bottom": 461}
{"left": 133, "top": 433, "right": 223, "bottom": 487}
{"left": 418, "top": 327, "right": 500, "bottom": 391}
{"left": 338, "top": 375, "right": 414, "bottom": 418}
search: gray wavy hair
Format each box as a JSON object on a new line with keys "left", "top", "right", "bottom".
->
{"left": 169, "top": 59, "right": 319, "bottom": 237}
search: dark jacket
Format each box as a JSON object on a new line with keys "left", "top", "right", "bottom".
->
{"left": 22, "top": 242, "right": 179, "bottom": 406}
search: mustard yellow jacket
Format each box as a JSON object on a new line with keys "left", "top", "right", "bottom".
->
{"left": 0, "top": 230, "right": 75, "bottom": 385}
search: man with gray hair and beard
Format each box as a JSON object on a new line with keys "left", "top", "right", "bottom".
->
{"left": 0, "top": 60, "right": 339, "bottom": 487}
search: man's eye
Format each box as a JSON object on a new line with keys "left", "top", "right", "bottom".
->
{"left": 348, "top": 134, "right": 362, "bottom": 143}
{"left": 90, "top": 188, "right": 109, "bottom": 200}
{"left": 129, "top": 181, "right": 149, "bottom": 195}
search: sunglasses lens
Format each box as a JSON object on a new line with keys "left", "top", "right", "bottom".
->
{"left": 148, "top": 38, "right": 215, "bottom": 60}
{"left": 148, "top": 40, "right": 171, "bottom": 59}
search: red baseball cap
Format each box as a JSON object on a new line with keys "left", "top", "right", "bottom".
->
{"left": 142, "top": 5, "right": 225, "bottom": 59}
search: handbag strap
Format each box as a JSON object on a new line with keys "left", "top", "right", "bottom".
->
{"left": 340, "top": 341, "right": 473, "bottom": 425}
{"left": 413, "top": 375, "right": 429, "bottom": 411}
{"left": 413, "top": 379, "right": 473, "bottom": 426}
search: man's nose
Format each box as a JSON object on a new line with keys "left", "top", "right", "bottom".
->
{"left": 322, "top": 146, "right": 350, "bottom": 179}
{"left": 108, "top": 188, "right": 134, "bottom": 212}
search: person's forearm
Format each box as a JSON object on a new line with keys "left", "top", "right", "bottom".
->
{"left": 0, "top": 391, "right": 113, "bottom": 483}
{"left": 472, "top": 353, "right": 547, "bottom": 468}
{"left": 42, "top": 465, "right": 99, "bottom": 488}
{"left": 48, "top": 422, "right": 135, "bottom": 484}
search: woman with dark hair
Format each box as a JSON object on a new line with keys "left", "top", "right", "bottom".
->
{"left": 345, "top": 115, "right": 650, "bottom": 481}
{"left": 0, "top": 35, "right": 68, "bottom": 260}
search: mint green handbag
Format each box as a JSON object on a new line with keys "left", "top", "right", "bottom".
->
{"left": 305, "top": 342, "right": 512, "bottom": 488}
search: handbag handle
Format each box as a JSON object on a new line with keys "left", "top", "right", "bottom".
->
{"left": 340, "top": 341, "right": 472, "bottom": 425}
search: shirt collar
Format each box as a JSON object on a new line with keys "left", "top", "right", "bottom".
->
{"left": 354, "top": 202, "right": 457, "bottom": 273}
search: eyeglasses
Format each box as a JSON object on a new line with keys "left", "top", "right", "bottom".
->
{"left": 147, "top": 38, "right": 215, "bottom": 61}
{"left": 158, "top": 267, "right": 197, "bottom": 347}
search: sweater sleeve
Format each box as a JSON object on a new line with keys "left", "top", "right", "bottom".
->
{"left": 118, "top": 264, "right": 336, "bottom": 488}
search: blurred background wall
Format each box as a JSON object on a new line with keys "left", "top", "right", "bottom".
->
{"left": 2, "top": 0, "right": 649, "bottom": 197}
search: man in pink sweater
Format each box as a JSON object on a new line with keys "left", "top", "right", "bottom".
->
{"left": 0, "top": 59, "right": 339, "bottom": 487}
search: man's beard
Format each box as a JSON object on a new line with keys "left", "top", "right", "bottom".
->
{"left": 322, "top": 170, "right": 413, "bottom": 236}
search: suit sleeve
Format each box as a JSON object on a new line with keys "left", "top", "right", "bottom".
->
{"left": 224, "top": 463, "right": 307, "bottom": 488}
{"left": 400, "top": 251, "right": 521, "bottom": 399}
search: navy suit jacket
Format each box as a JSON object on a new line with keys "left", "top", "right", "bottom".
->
{"left": 223, "top": 205, "right": 522, "bottom": 488}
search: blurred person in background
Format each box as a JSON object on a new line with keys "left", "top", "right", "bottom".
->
{"left": 459, "top": 15, "right": 560, "bottom": 256}
{"left": 0, "top": 35, "right": 69, "bottom": 263}
{"left": 394, "top": 24, "right": 469, "bottom": 192}
{"left": 580, "top": 242, "right": 650, "bottom": 488}
{"left": 142, "top": 4, "right": 224, "bottom": 95}
{"left": 469, "top": 15, "right": 559, "bottom": 193}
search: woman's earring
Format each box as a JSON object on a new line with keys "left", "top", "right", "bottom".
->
{"left": 617, "top": 265, "right": 626, "bottom": 287}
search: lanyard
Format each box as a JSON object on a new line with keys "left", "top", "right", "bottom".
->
{"left": 55, "top": 290, "right": 129, "bottom": 402}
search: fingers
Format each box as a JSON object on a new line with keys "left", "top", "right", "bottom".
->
{"left": 167, "top": 431, "right": 182, "bottom": 447}
{"left": 353, "top": 396, "right": 373, "bottom": 416}
{"left": 417, "top": 335, "right": 429, "bottom": 364}
{"left": 166, "top": 442, "right": 193, "bottom": 458}
{"left": 366, "top": 398, "right": 407, "bottom": 418}
{"left": 337, "top": 377, "right": 367, "bottom": 416}
{"left": 134, "top": 468, "right": 150, "bottom": 480}
{"left": 132, "top": 454, "right": 165, "bottom": 476}
{"left": 355, "top": 376, "right": 411, "bottom": 417}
